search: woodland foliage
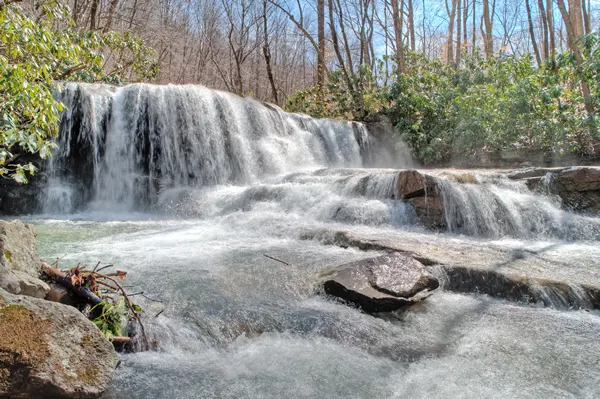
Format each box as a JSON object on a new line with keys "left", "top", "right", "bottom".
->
{"left": 0, "top": 0, "right": 157, "bottom": 182}
{"left": 287, "top": 36, "right": 600, "bottom": 164}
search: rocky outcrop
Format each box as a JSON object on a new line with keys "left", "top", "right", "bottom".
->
{"left": 306, "top": 229, "right": 600, "bottom": 311}
{"left": 509, "top": 166, "right": 600, "bottom": 214}
{"left": 0, "top": 288, "right": 119, "bottom": 398}
{"left": 320, "top": 253, "right": 439, "bottom": 312}
{"left": 393, "top": 170, "right": 446, "bottom": 229}
{"left": 0, "top": 220, "right": 49, "bottom": 298}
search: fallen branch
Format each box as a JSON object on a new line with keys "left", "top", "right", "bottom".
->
{"left": 92, "top": 271, "right": 150, "bottom": 351}
{"left": 263, "top": 254, "right": 291, "bottom": 266}
{"left": 41, "top": 261, "right": 152, "bottom": 352}
{"left": 41, "top": 263, "right": 103, "bottom": 306}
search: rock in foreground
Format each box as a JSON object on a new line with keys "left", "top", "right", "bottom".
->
{"left": 0, "top": 220, "right": 49, "bottom": 298}
{"left": 321, "top": 254, "right": 439, "bottom": 312}
{"left": 0, "top": 288, "right": 119, "bottom": 399}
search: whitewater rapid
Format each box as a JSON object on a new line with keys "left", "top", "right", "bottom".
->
{"left": 18, "top": 82, "right": 600, "bottom": 398}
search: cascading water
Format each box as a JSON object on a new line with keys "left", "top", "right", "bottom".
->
{"left": 45, "top": 83, "right": 378, "bottom": 212}
{"left": 15, "top": 83, "right": 600, "bottom": 398}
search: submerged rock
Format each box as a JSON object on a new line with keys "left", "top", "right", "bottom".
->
{"left": 320, "top": 254, "right": 439, "bottom": 313}
{"left": 0, "top": 288, "right": 118, "bottom": 398}
{"left": 0, "top": 220, "right": 49, "bottom": 298}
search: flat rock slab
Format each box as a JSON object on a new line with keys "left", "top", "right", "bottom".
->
{"left": 307, "top": 228, "right": 600, "bottom": 310}
{"left": 321, "top": 254, "right": 439, "bottom": 313}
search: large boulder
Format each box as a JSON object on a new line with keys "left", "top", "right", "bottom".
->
{"left": 320, "top": 254, "right": 439, "bottom": 313}
{"left": 0, "top": 288, "right": 118, "bottom": 398}
{"left": 553, "top": 167, "right": 600, "bottom": 213}
{"left": 0, "top": 220, "right": 49, "bottom": 298}
{"left": 394, "top": 170, "right": 437, "bottom": 200}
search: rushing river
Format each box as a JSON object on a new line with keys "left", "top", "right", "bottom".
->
{"left": 20, "top": 83, "right": 600, "bottom": 398}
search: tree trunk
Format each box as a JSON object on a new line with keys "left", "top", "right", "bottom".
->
{"left": 482, "top": 0, "right": 493, "bottom": 58}
{"left": 103, "top": 0, "right": 120, "bottom": 33}
{"left": 581, "top": 0, "right": 591, "bottom": 35}
{"left": 537, "top": 0, "right": 549, "bottom": 61}
{"left": 546, "top": 0, "right": 556, "bottom": 65}
{"left": 455, "top": 0, "right": 462, "bottom": 65}
{"left": 408, "top": 0, "right": 415, "bottom": 51}
{"left": 317, "top": 0, "right": 326, "bottom": 90}
{"left": 472, "top": 0, "right": 476, "bottom": 55}
{"left": 526, "top": 0, "right": 542, "bottom": 65}
{"left": 262, "top": 0, "right": 278, "bottom": 104}
{"left": 89, "top": 0, "right": 99, "bottom": 30}
{"left": 391, "top": 0, "right": 405, "bottom": 75}
{"left": 557, "top": 0, "right": 596, "bottom": 137}
{"left": 446, "top": 0, "right": 457, "bottom": 64}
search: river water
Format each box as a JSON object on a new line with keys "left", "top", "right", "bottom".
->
{"left": 25, "top": 83, "right": 600, "bottom": 398}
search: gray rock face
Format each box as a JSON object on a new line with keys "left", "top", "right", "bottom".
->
{"left": 0, "top": 220, "right": 40, "bottom": 276}
{"left": 321, "top": 254, "right": 439, "bottom": 312}
{"left": 0, "top": 220, "right": 49, "bottom": 298}
{"left": 0, "top": 288, "right": 119, "bottom": 398}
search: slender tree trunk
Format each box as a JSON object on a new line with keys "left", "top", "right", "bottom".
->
{"left": 391, "top": 0, "right": 405, "bottom": 75}
{"left": 456, "top": 0, "right": 462, "bottom": 65}
{"left": 462, "top": 0, "right": 468, "bottom": 46}
{"left": 482, "top": 0, "right": 493, "bottom": 58}
{"left": 335, "top": 0, "right": 354, "bottom": 75}
{"left": 128, "top": 0, "right": 138, "bottom": 29}
{"left": 472, "top": 0, "right": 476, "bottom": 55}
{"left": 103, "top": 0, "right": 120, "bottom": 33}
{"left": 262, "top": 0, "right": 278, "bottom": 104}
{"left": 546, "top": 0, "right": 556, "bottom": 65}
{"left": 317, "top": 0, "right": 326, "bottom": 90}
{"left": 89, "top": 0, "right": 99, "bottom": 30}
{"left": 537, "top": 0, "right": 549, "bottom": 61}
{"left": 557, "top": 0, "right": 596, "bottom": 137}
{"left": 447, "top": 0, "right": 457, "bottom": 64}
{"left": 526, "top": 0, "right": 542, "bottom": 65}
{"left": 581, "top": 0, "right": 591, "bottom": 35}
{"left": 408, "top": 0, "right": 415, "bottom": 51}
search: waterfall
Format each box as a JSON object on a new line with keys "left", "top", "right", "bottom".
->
{"left": 434, "top": 173, "right": 600, "bottom": 241}
{"left": 36, "top": 83, "right": 599, "bottom": 242}
{"left": 45, "top": 83, "right": 381, "bottom": 212}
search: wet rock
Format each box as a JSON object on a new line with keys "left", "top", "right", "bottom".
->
{"left": 0, "top": 220, "right": 40, "bottom": 277}
{"left": 509, "top": 166, "right": 600, "bottom": 214}
{"left": 0, "top": 160, "right": 44, "bottom": 215}
{"left": 11, "top": 270, "right": 49, "bottom": 299}
{"left": 553, "top": 167, "right": 600, "bottom": 213}
{"left": 0, "top": 288, "right": 118, "bottom": 398}
{"left": 0, "top": 220, "right": 49, "bottom": 298}
{"left": 406, "top": 196, "right": 446, "bottom": 230}
{"left": 507, "top": 167, "right": 566, "bottom": 180}
{"left": 321, "top": 254, "right": 439, "bottom": 313}
{"left": 307, "top": 228, "right": 600, "bottom": 311}
{"left": 394, "top": 170, "right": 437, "bottom": 200}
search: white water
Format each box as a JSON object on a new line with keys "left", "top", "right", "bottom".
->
{"left": 26, "top": 83, "right": 600, "bottom": 398}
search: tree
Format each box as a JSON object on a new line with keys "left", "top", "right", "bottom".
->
{"left": 482, "top": 0, "right": 493, "bottom": 58}
{"left": 0, "top": 0, "right": 158, "bottom": 182}
{"left": 317, "top": 0, "right": 325, "bottom": 89}
{"left": 525, "top": 0, "right": 542, "bottom": 65}
{"left": 0, "top": 1, "right": 102, "bottom": 182}
{"left": 556, "top": 0, "right": 596, "bottom": 136}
